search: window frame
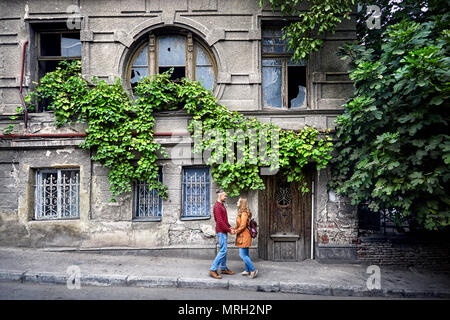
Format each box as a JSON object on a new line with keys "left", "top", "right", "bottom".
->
{"left": 35, "top": 28, "right": 81, "bottom": 112}
{"left": 181, "top": 166, "right": 211, "bottom": 221}
{"left": 133, "top": 168, "right": 163, "bottom": 222}
{"left": 261, "top": 26, "right": 308, "bottom": 110}
{"left": 127, "top": 31, "right": 217, "bottom": 92}
{"left": 34, "top": 168, "right": 80, "bottom": 221}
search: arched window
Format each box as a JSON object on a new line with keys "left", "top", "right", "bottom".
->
{"left": 128, "top": 31, "right": 216, "bottom": 92}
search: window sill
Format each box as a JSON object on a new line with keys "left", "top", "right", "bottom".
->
{"left": 132, "top": 217, "right": 162, "bottom": 222}
{"left": 180, "top": 216, "right": 211, "bottom": 221}
{"left": 30, "top": 218, "right": 80, "bottom": 222}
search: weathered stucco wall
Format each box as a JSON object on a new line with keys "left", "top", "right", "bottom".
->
{"left": 0, "top": 0, "right": 357, "bottom": 260}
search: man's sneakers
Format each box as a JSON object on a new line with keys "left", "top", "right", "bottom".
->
{"left": 220, "top": 269, "right": 235, "bottom": 275}
{"left": 209, "top": 270, "right": 222, "bottom": 279}
{"left": 240, "top": 271, "right": 250, "bottom": 276}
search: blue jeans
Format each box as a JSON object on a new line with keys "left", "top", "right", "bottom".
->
{"left": 239, "top": 247, "right": 255, "bottom": 272}
{"left": 210, "top": 232, "right": 228, "bottom": 272}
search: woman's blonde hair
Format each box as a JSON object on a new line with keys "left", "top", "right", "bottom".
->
{"left": 238, "top": 197, "right": 252, "bottom": 218}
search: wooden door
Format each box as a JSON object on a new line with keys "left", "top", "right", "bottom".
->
{"left": 258, "top": 171, "right": 312, "bottom": 261}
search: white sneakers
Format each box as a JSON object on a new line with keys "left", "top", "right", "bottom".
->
{"left": 249, "top": 269, "right": 258, "bottom": 279}
{"left": 240, "top": 269, "right": 258, "bottom": 278}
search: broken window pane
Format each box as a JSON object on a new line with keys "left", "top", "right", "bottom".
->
{"left": 288, "top": 66, "right": 306, "bottom": 108}
{"left": 40, "top": 33, "right": 61, "bottom": 56}
{"left": 158, "top": 35, "right": 186, "bottom": 80}
{"left": 61, "top": 33, "right": 81, "bottom": 57}
{"left": 130, "top": 67, "right": 148, "bottom": 88}
{"left": 158, "top": 66, "right": 185, "bottom": 81}
{"left": 158, "top": 35, "right": 186, "bottom": 67}
{"left": 195, "top": 44, "right": 214, "bottom": 90}
{"left": 262, "top": 59, "right": 282, "bottom": 108}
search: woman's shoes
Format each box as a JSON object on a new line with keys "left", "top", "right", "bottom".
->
{"left": 249, "top": 269, "right": 258, "bottom": 279}
{"left": 239, "top": 270, "right": 258, "bottom": 278}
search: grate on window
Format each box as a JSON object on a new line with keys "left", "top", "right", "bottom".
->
{"left": 182, "top": 167, "right": 210, "bottom": 218}
{"left": 135, "top": 171, "right": 162, "bottom": 220}
{"left": 35, "top": 169, "right": 80, "bottom": 220}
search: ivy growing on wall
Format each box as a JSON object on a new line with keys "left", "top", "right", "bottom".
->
{"left": 17, "top": 60, "right": 333, "bottom": 200}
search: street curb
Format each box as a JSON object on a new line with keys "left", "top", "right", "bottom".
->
{"left": 126, "top": 275, "right": 178, "bottom": 288}
{"left": 0, "top": 269, "right": 449, "bottom": 298}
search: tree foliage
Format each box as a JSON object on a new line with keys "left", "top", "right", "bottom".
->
{"left": 265, "top": 0, "right": 450, "bottom": 230}
{"left": 330, "top": 15, "right": 450, "bottom": 230}
{"left": 261, "top": 0, "right": 356, "bottom": 61}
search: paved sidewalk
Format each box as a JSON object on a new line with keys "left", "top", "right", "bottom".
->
{"left": 0, "top": 247, "right": 449, "bottom": 298}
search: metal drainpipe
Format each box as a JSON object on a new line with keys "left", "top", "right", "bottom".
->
{"left": 0, "top": 132, "right": 190, "bottom": 139}
{"left": 19, "top": 41, "right": 28, "bottom": 129}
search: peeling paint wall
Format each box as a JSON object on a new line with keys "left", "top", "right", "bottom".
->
{"left": 0, "top": 0, "right": 357, "bottom": 260}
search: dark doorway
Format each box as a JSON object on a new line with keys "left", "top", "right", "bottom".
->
{"left": 258, "top": 171, "right": 312, "bottom": 261}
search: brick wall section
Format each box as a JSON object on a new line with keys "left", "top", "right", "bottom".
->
{"left": 357, "top": 235, "right": 450, "bottom": 270}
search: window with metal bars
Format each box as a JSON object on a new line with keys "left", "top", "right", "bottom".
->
{"left": 134, "top": 170, "right": 163, "bottom": 221}
{"left": 182, "top": 167, "right": 210, "bottom": 219}
{"left": 34, "top": 169, "right": 80, "bottom": 220}
{"left": 358, "top": 203, "right": 410, "bottom": 235}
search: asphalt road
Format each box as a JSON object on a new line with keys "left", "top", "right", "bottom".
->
{"left": 0, "top": 281, "right": 418, "bottom": 300}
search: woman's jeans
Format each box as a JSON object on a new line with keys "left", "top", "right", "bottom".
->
{"left": 210, "top": 232, "right": 228, "bottom": 272}
{"left": 239, "top": 247, "right": 255, "bottom": 272}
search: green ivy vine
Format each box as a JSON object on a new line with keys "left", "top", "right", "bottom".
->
{"left": 16, "top": 60, "right": 332, "bottom": 200}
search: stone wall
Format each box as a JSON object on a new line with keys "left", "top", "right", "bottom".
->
{"left": 314, "top": 168, "right": 359, "bottom": 262}
{"left": 357, "top": 235, "right": 450, "bottom": 270}
{"left": 0, "top": 136, "right": 259, "bottom": 254}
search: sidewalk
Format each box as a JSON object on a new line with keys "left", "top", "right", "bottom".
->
{"left": 0, "top": 247, "right": 449, "bottom": 298}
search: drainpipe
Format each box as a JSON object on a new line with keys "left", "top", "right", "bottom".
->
{"left": 0, "top": 132, "right": 190, "bottom": 139}
{"left": 0, "top": 133, "right": 87, "bottom": 139}
{"left": 19, "top": 41, "right": 28, "bottom": 129}
{"left": 311, "top": 179, "right": 315, "bottom": 259}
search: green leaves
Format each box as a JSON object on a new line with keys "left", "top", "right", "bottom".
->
{"left": 261, "top": 0, "right": 355, "bottom": 61}
{"left": 330, "top": 16, "right": 450, "bottom": 231}
{"left": 26, "top": 62, "right": 333, "bottom": 201}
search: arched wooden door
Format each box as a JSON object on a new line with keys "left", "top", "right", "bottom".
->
{"left": 258, "top": 171, "right": 312, "bottom": 261}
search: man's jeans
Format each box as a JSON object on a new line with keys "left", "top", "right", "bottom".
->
{"left": 239, "top": 247, "right": 255, "bottom": 272}
{"left": 210, "top": 232, "right": 228, "bottom": 272}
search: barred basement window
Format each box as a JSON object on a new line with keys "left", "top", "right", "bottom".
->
{"left": 134, "top": 170, "right": 163, "bottom": 221}
{"left": 182, "top": 167, "right": 210, "bottom": 219}
{"left": 34, "top": 169, "right": 80, "bottom": 220}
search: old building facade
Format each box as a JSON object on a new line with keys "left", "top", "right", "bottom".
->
{"left": 0, "top": 0, "right": 360, "bottom": 262}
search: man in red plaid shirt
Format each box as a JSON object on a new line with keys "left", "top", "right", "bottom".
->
{"left": 209, "top": 189, "right": 236, "bottom": 279}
